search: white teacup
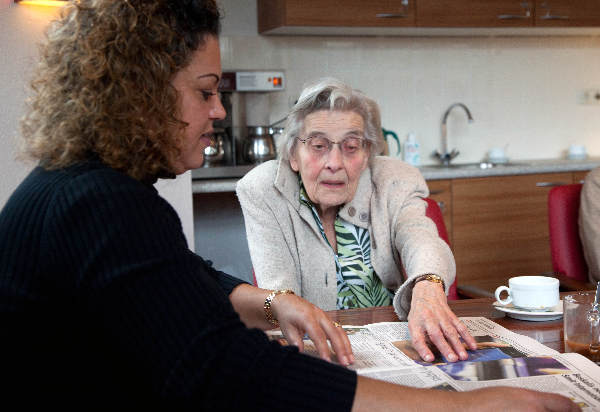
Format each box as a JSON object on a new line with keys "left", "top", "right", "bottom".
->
{"left": 495, "top": 276, "right": 559, "bottom": 311}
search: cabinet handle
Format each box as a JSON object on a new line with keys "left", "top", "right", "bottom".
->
{"left": 498, "top": 13, "right": 531, "bottom": 20}
{"left": 540, "top": 14, "right": 569, "bottom": 20}
{"left": 429, "top": 189, "right": 445, "bottom": 195}
{"left": 376, "top": 0, "right": 409, "bottom": 18}
{"left": 498, "top": 2, "right": 531, "bottom": 20}
{"left": 535, "top": 181, "right": 569, "bottom": 187}
{"left": 376, "top": 13, "right": 409, "bottom": 18}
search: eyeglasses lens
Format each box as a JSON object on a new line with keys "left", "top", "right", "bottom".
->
{"left": 306, "top": 136, "right": 365, "bottom": 157}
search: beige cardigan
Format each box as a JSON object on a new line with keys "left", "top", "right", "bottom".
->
{"left": 236, "top": 156, "right": 455, "bottom": 319}
{"left": 579, "top": 167, "right": 600, "bottom": 283}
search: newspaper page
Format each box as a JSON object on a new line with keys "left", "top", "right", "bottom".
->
{"left": 267, "top": 316, "right": 600, "bottom": 410}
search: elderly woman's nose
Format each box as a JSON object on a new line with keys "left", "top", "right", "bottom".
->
{"left": 324, "top": 144, "right": 344, "bottom": 168}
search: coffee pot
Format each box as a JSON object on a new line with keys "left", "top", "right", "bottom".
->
{"left": 243, "top": 126, "right": 277, "bottom": 164}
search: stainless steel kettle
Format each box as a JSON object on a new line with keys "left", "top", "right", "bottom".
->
{"left": 202, "top": 128, "right": 226, "bottom": 167}
{"left": 243, "top": 126, "right": 277, "bottom": 164}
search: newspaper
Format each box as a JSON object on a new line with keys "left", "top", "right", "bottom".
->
{"left": 267, "top": 317, "right": 600, "bottom": 410}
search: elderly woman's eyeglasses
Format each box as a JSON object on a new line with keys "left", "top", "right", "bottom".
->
{"left": 296, "top": 136, "right": 367, "bottom": 157}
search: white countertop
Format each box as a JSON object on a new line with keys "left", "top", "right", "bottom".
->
{"left": 192, "top": 157, "right": 600, "bottom": 194}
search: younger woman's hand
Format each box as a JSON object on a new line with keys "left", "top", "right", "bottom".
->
{"left": 272, "top": 293, "right": 355, "bottom": 366}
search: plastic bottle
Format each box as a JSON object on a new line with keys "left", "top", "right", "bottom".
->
{"left": 403, "top": 132, "right": 420, "bottom": 166}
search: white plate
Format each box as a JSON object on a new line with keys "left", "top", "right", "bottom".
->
{"left": 493, "top": 300, "right": 563, "bottom": 321}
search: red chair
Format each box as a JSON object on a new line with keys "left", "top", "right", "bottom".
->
{"left": 424, "top": 197, "right": 459, "bottom": 300}
{"left": 547, "top": 184, "right": 589, "bottom": 282}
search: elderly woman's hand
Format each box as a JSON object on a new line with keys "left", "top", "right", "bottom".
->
{"left": 272, "top": 293, "right": 355, "bottom": 366}
{"left": 407, "top": 281, "right": 477, "bottom": 362}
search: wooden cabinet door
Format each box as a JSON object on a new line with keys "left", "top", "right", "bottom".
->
{"left": 535, "top": 0, "right": 600, "bottom": 27}
{"left": 426, "top": 179, "right": 453, "bottom": 245}
{"left": 452, "top": 172, "right": 572, "bottom": 284}
{"left": 417, "top": 0, "right": 534, "bottom": 27}
{"left": 573, "top": 170, "right": 590, "bottom": 184}
{"left": 258, "top": 0, "right": 415, "bottom": 33}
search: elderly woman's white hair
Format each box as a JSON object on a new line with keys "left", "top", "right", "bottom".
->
{"left": 278, "top": 77, "right": 384, "bottom": 161}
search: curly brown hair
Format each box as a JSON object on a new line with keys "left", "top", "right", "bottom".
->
{"left": 20, "top": 0, "right": 221, "bottom": 181}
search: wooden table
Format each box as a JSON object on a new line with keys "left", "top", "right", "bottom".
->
{"left": 328, "top": 294, "right": 571, "bottom": 352}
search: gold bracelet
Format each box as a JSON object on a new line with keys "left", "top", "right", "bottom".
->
{"left": 264, "top": 289, "right": 294, "bottom": 327}
{"left": 413, "top": 274, "right": 445, "bottom": 290}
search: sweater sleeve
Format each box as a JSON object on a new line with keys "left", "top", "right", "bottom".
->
{"left": 580, "top": 167, "right": 600, "bottom": 283}
{"left": 236, "top": 169, "right": 302, "bottom": 293}
{"left": 376, "top": 162, "right": 456, "bottom": 319}
{"left": 42, "top": 169, "right": 356, "bottom": 410}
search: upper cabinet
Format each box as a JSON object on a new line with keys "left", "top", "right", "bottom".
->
{"left": 258, "top": 0, "right": 415, "bottom": 33}
{"left": 257, "top": 0, "right": 600, "bottom": 35}
{"left": 535, "top": 0, "right": 600, "bottom": 27}
{"left": 417, "top": 1, "right": 533, "bottom": 27}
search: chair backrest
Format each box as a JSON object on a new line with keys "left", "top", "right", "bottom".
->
{"left": 424, "top": 197, "right": 458, "bottom": 300}
{"left": 547, "top": 183, "right": 588, "bottom": 282}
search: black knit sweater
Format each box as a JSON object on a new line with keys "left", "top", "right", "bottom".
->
{"left": 0, "top": 160, "right": 356, "bottom": 410}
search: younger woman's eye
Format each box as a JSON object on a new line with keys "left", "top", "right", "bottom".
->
{"left": 201, "top": 90, "right": 217, "bottom": 101}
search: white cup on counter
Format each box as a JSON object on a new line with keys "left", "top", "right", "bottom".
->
{"left": 567, "top": 144, "right": 587, "bottom": 160}
{"left": 488, "top": 147, "right": 508, "bottom": 163}
{"left": 495, "top": 276, "right": 559, "bottom": 311}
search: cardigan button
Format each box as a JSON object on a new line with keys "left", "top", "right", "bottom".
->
{"left": 348, "top": 207, "right": 356, "bottom": 217}
{"left": 359, "top": 212, "right": 368, "bottom": 221}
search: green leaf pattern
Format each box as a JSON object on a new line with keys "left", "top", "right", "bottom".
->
{"left": 299, "top": 181, "right": 392, "bottom": 309}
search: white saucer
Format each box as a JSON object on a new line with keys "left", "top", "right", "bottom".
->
{"left": 493, "top": 300, "right": 563, "bottom": 321}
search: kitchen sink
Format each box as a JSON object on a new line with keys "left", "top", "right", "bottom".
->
{"left": 422, "top": 161, "right": 529, "bottom": 169}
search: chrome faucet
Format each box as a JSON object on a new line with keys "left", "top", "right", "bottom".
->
{"left": 432, "top": 103, "right": 474, "bottom": 165}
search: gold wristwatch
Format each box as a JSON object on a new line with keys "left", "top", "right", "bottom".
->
{"left": 413, "top": 274, "right": 445, "bottom": 289}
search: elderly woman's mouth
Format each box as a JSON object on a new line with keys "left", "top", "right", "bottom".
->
{"left": 320, "top": 180, "right": 346, "bottom": 188}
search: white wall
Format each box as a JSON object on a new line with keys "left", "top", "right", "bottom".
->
{"left": 0, "top": 1, "right": 49, "bottom": 207}
{"left": 218, "top": 0, "right": 600, "bottom": 164}
{"left": 0, "top": 1, "right": 194, "bottom": 249}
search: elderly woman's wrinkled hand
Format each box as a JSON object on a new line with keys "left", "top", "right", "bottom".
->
{"left": 407, "top": 281, "right": 477, "bottom": 362}
{"left": 271, "top": 293, "right": 355, "bottom": 366}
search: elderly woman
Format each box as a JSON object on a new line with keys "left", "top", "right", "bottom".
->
{"left": 0, "top": 1, "right": 576, "bottom": 410}
{"left": 237, "top": 78, "right": 474, "bottom": 363}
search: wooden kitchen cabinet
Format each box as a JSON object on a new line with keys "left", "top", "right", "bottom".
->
{"left": 258, "top": 0, "right": 415, "bottom": 33}
{"left": 426, "top": 179, "right": 453, "bottom": 245}
{"left": 535, "top": 1, "right": 600, "bottom": 27}
{"left": 451, "top": 172, "right": 572, "bottom": 284}
{"left": 417, "top": 0, "right": 534, "bottom": 27}
{"left": 573, "top": 170, "right": 590, "bottom": 184}
{"left": 258, "top": 0, "right": 600, "bottom": 34}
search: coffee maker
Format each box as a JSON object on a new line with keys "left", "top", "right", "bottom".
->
{"left": 209, "top": 71, "right": 285, "bottom": 168}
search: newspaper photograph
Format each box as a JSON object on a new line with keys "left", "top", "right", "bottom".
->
{"left": 267, "top": 316, "right": 600, "bottom": 410}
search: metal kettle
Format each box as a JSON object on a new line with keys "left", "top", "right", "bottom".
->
{"left": 243, "top": 126, "right": 277, "bottom": 164}
{"left": 202, "top": 128, "right": 226, "bottom": 167}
